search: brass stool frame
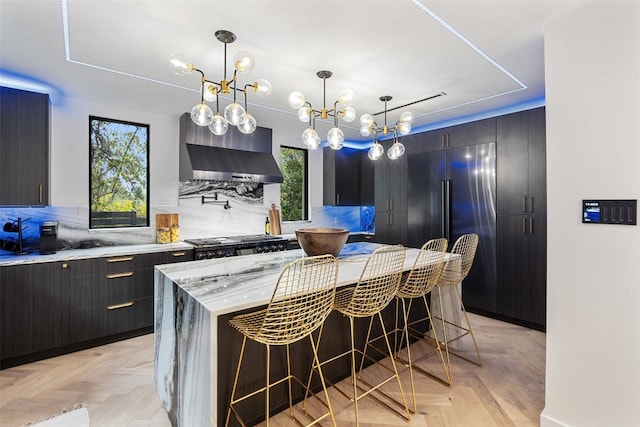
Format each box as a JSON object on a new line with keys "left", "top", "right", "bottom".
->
{"left": 313, "top": 245, "right": 410, "bottom": 426}
{"left": 225, "top": 254, "right": 339, "bottom": 427}
{"left": 431, "top": 233, "right": 482, "bottom": 369}
{"left": 361, "top": 238, "right": 449, "bottom": 414}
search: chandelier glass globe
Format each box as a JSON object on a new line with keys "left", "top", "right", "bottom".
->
{"left": 327, "top": 127, "right": 344, "bottom": 150}
{"left": 224, "top": 102, "right": 245, "bottom": 126}
{"left": 191, "top": 103, "right": 214, "bottom": 126}
{"left": 368, "top": 142, "right": 384, "bottom": 160}
{"left": 302, "top": 127, "right": 321, "bottom": 149}
{"left": 237, "top": 113, "right": 257, "bottom": 134}
{"left": 208, "top": 113, "right": 229, "bottom": 135}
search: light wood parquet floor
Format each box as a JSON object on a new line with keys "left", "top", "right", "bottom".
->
{"left": 0, "top": 313, "right": 545, "bottom": 426}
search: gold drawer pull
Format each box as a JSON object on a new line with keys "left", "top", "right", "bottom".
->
{"left": 107, "top": 256, "right": 134, "bottom": 263}
{"left": 172, "top": 251, "right": 186, "bottom": 257}
{"left": 106, "top": 271, "right": 134, "bottom": 279}
{"left": 107, "top": 301, "right": 134, "bottom": 310}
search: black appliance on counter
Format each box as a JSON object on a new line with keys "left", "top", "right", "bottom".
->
{"left": 39, "top": 221, "right": 58, "bottom": 254}
{"left": 185, "top": 234, "right": 288, "bottom": 260}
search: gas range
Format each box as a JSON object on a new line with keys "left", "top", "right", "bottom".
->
{"left": 185, "top": 234, "right": 288, "bottom": 260}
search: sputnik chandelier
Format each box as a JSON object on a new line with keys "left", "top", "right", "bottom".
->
{"left": 288, "top": 70, "right": 356, "bottom": 150}
{"left": 170, "top": 30, "right": 272, "bottom": 135}
{"left": 360, "top": 96, "right": 414, "bottom": 160}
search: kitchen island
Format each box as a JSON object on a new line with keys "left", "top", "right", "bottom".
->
{"left": 154, "top": 242, "right": 460, "bottom": 426}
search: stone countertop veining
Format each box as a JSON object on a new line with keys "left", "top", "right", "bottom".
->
{"left": 155, "top": 242, "right": 420, "bottom": 317}
{"left": 0, "top": 242, "right": 194, "bottom": 267}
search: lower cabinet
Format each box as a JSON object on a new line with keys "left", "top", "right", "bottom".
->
{"left": 68, "top": 253, "right": 160, "bottom": 343}
{"left": 1, "top": 248, "right": 193, "bottom": 368}
{"left": 0, "top": 261, "right": 70, "bottom": 361}
{"left": 496, "top": 214, "right": 547, "bottom": 328}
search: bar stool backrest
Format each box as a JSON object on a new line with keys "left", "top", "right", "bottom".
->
{"left": 343, "top": 245, "right": 406, "bottom": 317}
{"left": 257, "top": 254, "right": 338, "bottom": 345}
{"left": 439, "top": 233, "right": 479, "bottom": 287}
{"left": 398, "top": 238, "right": 448, "bottom": 298}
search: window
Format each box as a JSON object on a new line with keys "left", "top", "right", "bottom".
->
{"left": 279, "top": 146, "right": 308, "bottom": 221}
{"left": 89, "top": 116, "right": 149, "bottom": 229}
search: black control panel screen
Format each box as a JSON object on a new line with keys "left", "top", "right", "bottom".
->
{"left": 582, "top": 199, "right": 637, "bottom": 225}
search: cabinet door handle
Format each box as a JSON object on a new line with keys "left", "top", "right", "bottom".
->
{"left": 522, "top": 217, "right": 527, "bottom": 234}
{"left": 107, "top": 271, "right": 134, "bottom": 279}
{"left": 107, "top": 256, "right": 134, "bottom": 263}
{"left": 530, "top": 217, "right": 534, "bottom": 234}
{"left": 107, "top": 301, "right": 134, "bottom": 310}
{"left": 39, "top": 184, "right": 43, "bottom": 203}
{"left": 530, "top": 196, "right": 535, "bottom": 213}
{"left": 523, "top": 196, "right": 527, "bottom": 213}
{"left": 172, "top": 251, "right": 186, "bottom": 257}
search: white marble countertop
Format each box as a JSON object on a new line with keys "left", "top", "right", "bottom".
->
{"left": 0, "top": 242, "right": 194, "bottom": 266}
{"left": 156, "top": 242, "right": 422, "bottom": 316}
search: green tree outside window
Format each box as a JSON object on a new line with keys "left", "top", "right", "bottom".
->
{"left": 280, "top": 146, "right": 307, "bottom": 221}
{"left": 89, "top": 116, "right": 149, "bottom": 229}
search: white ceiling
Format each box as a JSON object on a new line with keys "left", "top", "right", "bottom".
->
{"left": 0, "top": 0, "right": 590, "bottom": 145}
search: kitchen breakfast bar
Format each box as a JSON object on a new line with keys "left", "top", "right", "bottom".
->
{"left": 154, "top": 242, "right": 461, "bottom": 426}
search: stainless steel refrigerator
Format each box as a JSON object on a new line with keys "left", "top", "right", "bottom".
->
{"left": 407, "top": 142, "right": 497, "bottom": 313}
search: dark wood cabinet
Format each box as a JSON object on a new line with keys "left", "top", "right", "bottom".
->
{"left": 496, "top": 214, "right": 546, "bottom": 327}
{"left": 323, "top": 147, "right": 369, "bottom": 206}
{"left": 1, "top": 247, "right": 194, "bottom": 368}
{"left": 0, "top": 262, "right": 69, "bottom": 361}
{"left": 405, "top": 117, "right": 496, "bottom": 154}
{"left": 69, "top": 253, "right": 159, "bottom": 343}
{"left": 496, "top": 107, "right": 546, "bottom": 330}
{"left": 0, "top": 86, "right": 50, "bottom": 206}
{"left": 497, "top": 108, "right": 546, "bottom": 215}
{"left": 373, "top": 140, "right": 407, "bottom": 245}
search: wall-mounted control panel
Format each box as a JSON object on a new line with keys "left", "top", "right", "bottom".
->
{"left": 582, "top": 199, "right": 637, "bottom": 225}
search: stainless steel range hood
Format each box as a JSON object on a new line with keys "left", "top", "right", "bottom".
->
{"left": 179, "top": 113, "right": 283, "bottom": 184}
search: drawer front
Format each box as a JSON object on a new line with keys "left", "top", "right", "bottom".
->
{"left": 105, "top": 253, "right": 155, "bottom": 274}
{"left": 71, "top": 271, "right": 151, "bottom": 307}
{"left": 70, "top": 297, "right": 153, "bottom": 343}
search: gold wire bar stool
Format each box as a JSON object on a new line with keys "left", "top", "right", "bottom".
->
{"left": 394, "top": 238, "right": 450, "bottom": 410}
{"left": 315, "top": 245, "right": 410, "bottom": 426}
{"left": 360, "top": 238, "right": 449, "bottom": 413}
{"left": 431, "top": 233, "right": 482, "bottom": 369}
{"left": 225, "top": 254, "right": 339, "bottom": 427}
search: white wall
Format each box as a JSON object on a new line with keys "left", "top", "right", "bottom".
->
{"left": 542, "top": 2, "right": 640, "bottom": 426}
{"left": 50, "top": 97, "right": 181, "bottom": 208}
{"left": 42, "top": 95, "right": 340, "bottom": 240}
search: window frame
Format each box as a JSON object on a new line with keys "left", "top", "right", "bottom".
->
{"left": 88, "top": 115, "right": 150, "bottom": 230}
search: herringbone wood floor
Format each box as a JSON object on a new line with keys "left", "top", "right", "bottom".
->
{"left": 0, "top": 313, "right": 545, "bottom": 426}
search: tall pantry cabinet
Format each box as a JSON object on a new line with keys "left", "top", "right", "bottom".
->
{"left": 496, "top": 107, "right": 547, "bottom": 329}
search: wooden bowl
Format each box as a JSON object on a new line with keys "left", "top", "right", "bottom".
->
{"left": 295, "top": 228, "right": 349, "bottom": 257}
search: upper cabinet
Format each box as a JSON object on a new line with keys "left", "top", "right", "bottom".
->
{"left": 0, "top": 87, "right": 50, "bottom": 206}
{"left": 496, "top": 108, "right": 546, "bottom": 215}
{"left": 405, "top": 117, "right": 497, "bottom": 155}
{"left": 323, "top": 147, "right": 373, "bottom": 206}
{"left": 373, "top": 140, "right": 407, "bottom": 245}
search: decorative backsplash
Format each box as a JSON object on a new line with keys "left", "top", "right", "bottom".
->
{"left": 0, "top": 198, "right": 374, "bottom": 254}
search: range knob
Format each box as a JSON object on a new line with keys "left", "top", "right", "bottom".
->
{"left": 196, "top": 252, "right": 207, "bottom": 260}
{"left": 216, "top": 250, "right": 227, "bottom": 258}
{"left": 257, "top": 246, "right": 265, "bottom": 253}
{"left": 206, "top": 251, "right": 216, "bottom": 259}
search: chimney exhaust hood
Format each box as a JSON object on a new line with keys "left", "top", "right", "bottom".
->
{"left": 179, "top": 113, "right": 283, "bottom": 184}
